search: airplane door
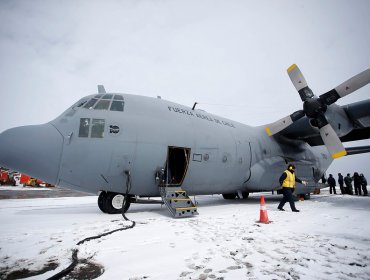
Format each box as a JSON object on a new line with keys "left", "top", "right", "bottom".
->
{"left": 242, "top": 141, "right": 252, "bottom": 182}
{"left": 233, "top": 139, "right": 252, "bottom": 184}
{"left": 163, "top": 146, "right": 191, "bottom": 187}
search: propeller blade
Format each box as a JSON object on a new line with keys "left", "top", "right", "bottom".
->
{"left": 320, "top": 68, "right": 370, "bottom": 105}
{"left": 319, "top": 123, "right": 347, "bottom": 159}
{"left": 287, "top": 64, "right": 314, "bottom": 101}
{"left": 265, "top": 110, "right": 305, "bottom": 136}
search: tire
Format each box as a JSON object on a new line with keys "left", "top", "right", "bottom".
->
{"left": 104, "top": 192, "right": 131, "bottom": 214}
{"left": 241, "top": 192, "right": 249, "bottom": 199}
{"left": 98, "top": 191, "right": 108, "bottom": 213}
{"left": 222, "top": 193, "right": 237, "bottom": 199}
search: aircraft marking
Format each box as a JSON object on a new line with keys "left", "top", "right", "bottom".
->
{"left": 167, "top": 106, "right": 235, "bottom": 128}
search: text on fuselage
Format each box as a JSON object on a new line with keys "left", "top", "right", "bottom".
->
{"left": 167, "top": 106, "right": 235, "bottom": 128}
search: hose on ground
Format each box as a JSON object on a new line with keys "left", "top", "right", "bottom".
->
{"left": 47, "top": 171, "right": 135, "bottom": 280}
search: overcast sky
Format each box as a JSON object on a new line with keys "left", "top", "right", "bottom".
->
{"left": 0, "top": 0, "right": 369, "bottom": 179}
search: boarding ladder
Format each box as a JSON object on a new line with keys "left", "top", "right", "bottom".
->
{"left": 159, "top": 186, "right": 198, "bottom": 218}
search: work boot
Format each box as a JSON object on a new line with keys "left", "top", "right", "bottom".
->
{"left": 292, "top": 209, "right": 300, "bottom": 212}
{"left": 278, "top": 207, "right": 285, "bottom": 211}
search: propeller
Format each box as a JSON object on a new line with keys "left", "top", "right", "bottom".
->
{"left": 265, "top": 65, "right": 370, "bottom": 159}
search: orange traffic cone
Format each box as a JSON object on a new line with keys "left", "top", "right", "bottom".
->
{"left": 258, "top": 196, "right": 271, "bottom": 224}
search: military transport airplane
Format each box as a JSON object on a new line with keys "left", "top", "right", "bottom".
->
{"left": 0, "top": 65, "right": 369, "bottom": 217}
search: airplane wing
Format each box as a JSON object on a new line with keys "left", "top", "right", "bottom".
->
{"left": 277, "top": 99, "right": 370, "bottom": 153}
{"left": 345, "top": 145, "right": 370, "bottom": 155}
{"left": 340, "top": 99, "right": 370, "bottom": 142}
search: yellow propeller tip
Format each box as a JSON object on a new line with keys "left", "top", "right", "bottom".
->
{"left": 287, "top": 64, "right": 297, "bottom": 73}
{"left": 265, "top": 127, "right": 272, "bottom": 136}
{"left": 332, "top": 150, "right": 347, "bottom": 159}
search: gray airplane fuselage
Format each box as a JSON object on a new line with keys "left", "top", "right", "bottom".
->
{"left": 0, "top": 93, "right": 331, "bottom": 196}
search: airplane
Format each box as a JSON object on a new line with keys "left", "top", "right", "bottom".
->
{"left": 0, "top": 65, "right": 369, "bottom": 217}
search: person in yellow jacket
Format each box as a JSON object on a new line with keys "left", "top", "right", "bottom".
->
{"left": 278, "top": 164, "right": 307, "bottom": 212}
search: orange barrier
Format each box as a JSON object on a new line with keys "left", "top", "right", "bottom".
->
{"left": 0, "top": 171, "right": 8, "bottom": 181}
{"left": 20, "top": 174, "right": 30, "bottom": 184}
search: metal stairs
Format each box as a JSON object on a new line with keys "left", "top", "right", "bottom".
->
{"left": 159, "top": 186, "right": 198, "bottom": 218}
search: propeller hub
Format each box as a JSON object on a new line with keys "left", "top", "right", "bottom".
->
{"left": 267, "top": 64, "right": 367, "bottom": 159}
{"left": 303, "top": 98, "right": 327, "bottom": 119}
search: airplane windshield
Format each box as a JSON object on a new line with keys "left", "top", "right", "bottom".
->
{"left": 84, "top": 98, "right": 98, "bottom": 109}
{"left": 71, "top": 97, "right": 89, "bottom": 109}
{"left": 113, "top": 95, "right": 124, "bottom": 100}
{"left": 82, "top": 94, "right": 125, "bottom": 112}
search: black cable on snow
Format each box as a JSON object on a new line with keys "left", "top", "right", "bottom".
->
{"left": 47, "top": 171, "right": 136, "bottom": 280}
{"left": 46, "top": 249, "right": 78, "bottom": 280}
{"left": 121, "top": 170, "right": 133, "bottom": 222}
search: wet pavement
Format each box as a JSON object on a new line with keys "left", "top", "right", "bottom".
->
{"left": 0, "top": 185, "right": 95, "bottom": 199}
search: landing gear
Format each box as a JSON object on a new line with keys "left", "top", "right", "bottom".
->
{"left": 98, "top": 191, "right": 108, "bottom": 213}
{"left": 222, "top": 191, "right": 249, "bottom": 200}
{"left": 222, "top": 193, "right": 237, "bottom": 199}
{"left": 241, "top": 192, "right": 249, "bottom": 199}
{"left": 97, "top": 191, "right": 131, "bottom": 214}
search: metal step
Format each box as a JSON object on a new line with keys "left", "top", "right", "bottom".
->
{"left": 175, "top": 206, "right": 198, "bottom": 218}
{"left": 169, "top": 198, "right": 193, "bottom": 208}
{"left": 165, "top": 190, "right": 187, "bottom": 199}
{"left": 159, "top": 186, "right": 198, "bottom": 218}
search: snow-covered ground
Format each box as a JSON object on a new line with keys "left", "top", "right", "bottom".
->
{"left": 1, "top": 189, "right": 370, "bottom": 280}
{"left": 0, "top": 185, "right": 53, "bottom": 191}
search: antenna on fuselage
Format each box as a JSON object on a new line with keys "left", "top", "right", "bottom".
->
{"left": 97, "top": 85, "right": 106, "bottom": 93}
{"left": 192, "top": 102, "right": 198, "bottom": 110}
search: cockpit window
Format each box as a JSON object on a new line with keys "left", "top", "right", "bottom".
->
{"left": 77, "top": 100, "right": 87, "bottom": 107}
{"left": 94, "top": 100, "right": 110, "bottom": 110}
{"left": 71, "top": 97, "right": 88, "bottom": 109}
{"left": 113, "top": 95, "right": 124, "bottom": 100}
{"left": 80, "top": 94, "right": 125, "bottom": 112}
{"left": 78, "top": 118, "right": 105, "bottom": 138}
{"left": 110, "top": 101, "right": 124, "bottom": 112}
{"left": 102, "top": 94, "right": 113, "bottom": 99}
{"left": 78, "top": 118, "right": 90, "bottom": 137}
{"left": 91, "top": 119, "right": 105, "bottom": 138}
{"left": 84, "top": 98, "right": 98, "bottom": 109}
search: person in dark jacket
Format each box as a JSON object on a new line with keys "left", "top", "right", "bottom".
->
{"left": 344, "top": 173, "right": 353, "bottom": 195}
{"left": 338, "top": 173, "right": 345, "bottom": 194}
{"left": 277, "top": 164, "right": 307, "bottom": 212}
{"left": 327, "top": 174, "right": 337, "bottom": 194}
{"left": 360, "top": 174, "right": 368, "bottom": 196}
{"left": 321, "top": 175, "right": 327, "bottom": 184}
{"left": 353, "top": 172, "right": 362, "bottom": 196}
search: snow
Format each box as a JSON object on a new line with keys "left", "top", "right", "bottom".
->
{"left": 0, "top": 185, "right": 52, "bottom": 191}
{"left": 1, "top": 189, "right": 370, "bottom": 280}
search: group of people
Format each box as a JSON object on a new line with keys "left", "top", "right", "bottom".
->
{"left": 327, "top": 173, "right": 368, "bottom": 196}
{"left": 277, "top": 164, "right": 369, "bottom": 213}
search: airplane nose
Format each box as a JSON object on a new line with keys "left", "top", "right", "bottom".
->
{"left": 0, "top": 124, "right": 63, "bottom": 185}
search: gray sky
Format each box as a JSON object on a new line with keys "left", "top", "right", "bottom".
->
{"left": 0, "top": 0, "right": 369, "bottom": 179}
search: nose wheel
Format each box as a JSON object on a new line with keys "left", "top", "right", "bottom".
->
{"left": 97, "top": 191, "right": 131, "bottom": 214}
